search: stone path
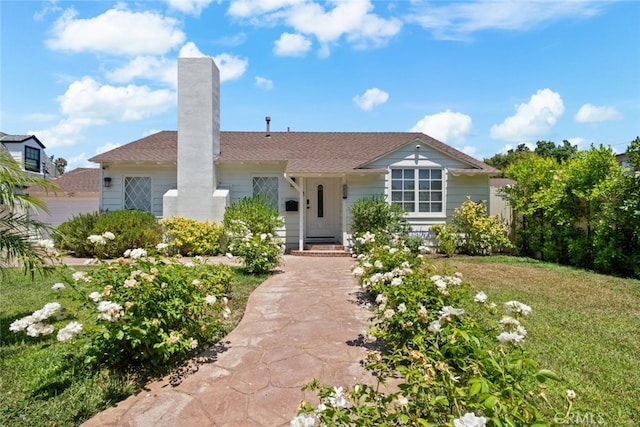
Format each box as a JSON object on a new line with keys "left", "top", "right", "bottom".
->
{"left": 81, "top": 255, "right": 374, "bottom": 426}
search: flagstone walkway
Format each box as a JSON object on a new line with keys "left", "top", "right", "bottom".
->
{"left": 81, "top": 255, "right": 374, "bottom": 427}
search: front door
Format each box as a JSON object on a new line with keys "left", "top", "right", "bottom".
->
{"left": 305, "top": 178, "right": 340, "bottom": 241}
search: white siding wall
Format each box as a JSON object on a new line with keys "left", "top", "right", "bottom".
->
{"left": 361, "top": 141, "right": 491, "bottom": 232}
{"left": 100, "top": 164, "right": 177, "bottom": 217}
{"left": 2, "top": 139, "right": 46, "bottom": 175}
{"left": 217, "top": 162, "right": 299, "bottom": 247}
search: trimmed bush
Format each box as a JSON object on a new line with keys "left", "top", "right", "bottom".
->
{"left": 54, "top": 212, "right": 101, "bottom": 257}
{"left": 55, "top": 210, "right": 162, "bottom": 258}
{"left": 161, "top": 216, "right": 223, "bottom": 256}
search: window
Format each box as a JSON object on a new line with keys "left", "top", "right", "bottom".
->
{"left": 317, "top": 184, "right": 324, "bottom": 217}
{"left": 124, "top": 177, "right": 152, "bottom": 212}
{"left": 24, "top": 146, "right": 40, "bottom": 172}
{"left": 253, "top": 177, "right": 279, "bottom": 210}
{"left": 391, "top": 168, "right": 443, "bottom": 213}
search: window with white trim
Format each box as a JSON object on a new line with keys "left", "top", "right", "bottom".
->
{"left": 124, "top": 177, "right": 152, "bottom": 212}
{"left": 252, "top": 176, "right": 279, "bottom": 210}
{"left": 391, "top": 168, "right": 443, "bottom": 213}
{"left": 24, "top": 146, "right": 40, "bottom": 172}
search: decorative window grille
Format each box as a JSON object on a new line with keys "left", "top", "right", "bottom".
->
{"left": 124, "top": 177, "right": 152, "bottom": 212}
{"left": 253, "top": 177, "right": 279, "bottom": 210}
{"left": 391, "top": 168, "right": 443, "bottom": 213}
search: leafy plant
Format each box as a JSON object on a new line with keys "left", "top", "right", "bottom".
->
{"left": 296, "top": 239, "right": 571, "bottom": 425}
{"left": 55, "top": 210, "right": 162, "bottom": 258}
{"left": 161, "top": 216, "right": 223, "bottom": 256}
{"left": 0, "top": 152, "right": 59, "bottom": 276}
{"left": 450, "top": 197, "right": 512, "bottom": 255}
{"left": 431, "top": 223, "right": 458, "bottom": 257}
{"left": 350, "top": 196, "right": 409, "bottom": 254}
{"left": 223, "top": 196, "right": 284, "bottom": 274}
{"left": 74, "top": 253, "right": 233, "bottom": 368}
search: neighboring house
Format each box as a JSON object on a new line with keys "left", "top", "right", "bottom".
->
{"left": 27, "top": 168, "right": 100, "bottom": 228}
{"left": 616, "top": 152, "right": 630, "bottom": 170}
{"left": 0, "top": 132, "right": 57, "bottom": 179}
{"left": 489, "top": 178, "right": 515, "bottom": 226}
{"left": 90, "top": 58, "right": 498, "bottom": 252}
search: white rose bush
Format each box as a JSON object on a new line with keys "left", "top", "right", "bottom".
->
{"left": 296, "top": 234, "right": 573, "bottom": 426}
{"left": 9, "top": 235, "right": 234, "bottom": 369}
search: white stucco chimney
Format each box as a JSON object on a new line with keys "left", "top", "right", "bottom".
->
{"left": 163, "top": 57, "right": 229, "bottom": 222}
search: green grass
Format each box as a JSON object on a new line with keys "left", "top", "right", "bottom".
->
{"left": 435, "top": 255, "right": 640, "bottom": 425}
{"left": 0, "top": 266, "right": 266, "bottom": 427}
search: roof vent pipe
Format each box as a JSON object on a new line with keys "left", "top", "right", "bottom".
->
{"left": 265, "top": 116, "right": 271, "bottom": 137}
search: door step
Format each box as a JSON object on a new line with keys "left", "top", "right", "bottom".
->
{"left": 290, "top": 244, "right": 352, "bottom": 257}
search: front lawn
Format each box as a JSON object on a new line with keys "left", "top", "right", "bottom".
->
{"left": 0, "top": 264, "right": 266, "bottom": 427}
{"left": 435, "top": 256, "right": 640, "bottom": 425}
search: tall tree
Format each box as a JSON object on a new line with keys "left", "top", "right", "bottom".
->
{"left": 54, "top": 157, "right": 68, "bottom": 175}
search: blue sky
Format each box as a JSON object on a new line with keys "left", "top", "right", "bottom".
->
{"left": 1, "top": 0, "right": 638, "bottom": 171}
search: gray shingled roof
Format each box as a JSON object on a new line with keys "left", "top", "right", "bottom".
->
{"left": 0, "top": 132, "right": 45, "bottom": 148}
{"left": 89, "top": 130, "right": 499, "bottom": 175}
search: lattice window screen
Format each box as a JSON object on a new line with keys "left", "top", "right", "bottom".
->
{"left": 253, "top": 177, "right": 279, "bottom": 210}
{"left": 124, "top": 177, "right": 152, "bottom": 212}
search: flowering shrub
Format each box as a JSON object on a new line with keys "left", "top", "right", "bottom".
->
{"left": 55, "top": 210, "right": 162, "bottom": 258}
{"left": 75, "top": 253, "right": 233, "bottom": 367}
{"left": 12, "top": 236, "right": 234, "bottom": 370}
{"left": 223, "top": 197, "right": 284, "bottom": 274}
{"left": 161, "top": 216, "right": 223, "bottom": 256}
{"left": 350, "top": 196, "right": 409, "bottom": 255}
{"left": 295, "top": 237, "right": 571, "bottom": 425}
{"left": 451, "top": 198, "right": 512, "bottom": 255}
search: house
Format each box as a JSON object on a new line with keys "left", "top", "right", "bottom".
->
{"left": 489, "top": 178, "right": 515, "bottom": 226}
{"left": 27, "top": 168, "right": 100, "bottom": 228}
{"left": 0, "top": 132, "right": 57, "bottom": 179}
{"left": 90, "top": 58, "right": 498, "bottom": 252}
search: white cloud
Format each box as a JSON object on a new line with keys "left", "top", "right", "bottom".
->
{"left": 179, "top": 41, "right": 207, "bottom": 57}
{"left": 29, "top": 78, "right": 175, "bottom": 149}
{"left": 285, "top": 0, "right": 402, "bottom": 48}
{"left": 227, "top": 0, "right": 300, "bottom": 18}
{"left": 46, "top": 6, "right": 185, "bottom": 55}
{"left": 459, "top": 145, "right": 479, "bottom": 159}
{"left": 164, "top": 0, "right": 214, "bottom": 16}
{"left": 59, "top": 77, "right": 175, "bottom": 122}
{"left": 408, "top": 0, "right": 605, "bottom": 40}
{"left": 228, "top": 0, "right": 401, "bottom": 53}
{"left": 353, "top": 88, "right": 389, "bottom": 111}
{"left": 274, "top": 32, "right": 312, "bottom": 57}
{"left": 106, "top": 56, "right": 176, "bottom": 86}
{"left": 96, "top": 142, "right": 122, "bottom": 155}
{"left": 410, "top": 109, "right": 472, "bottom": 143}
{"left": 574, "top": 103, "right": 622, "bottom": 123}
{"left": 255, "top": 76, "right": 274, "bottom": 90}
{"left": 490, "top": 89, "right": 564, "bottom": 142}
{"left": 29, "top": 117, "right": 100, "bottom": 149}
{"left": 66, "top": 152, "right": 91, "bottom": 170}
{"left": 177, "top": 43, "right": 248, "bottom": 81}
{"left": 213, "top": 53, "right": 249, "bottom": 81}
{"left": 566, "top": 137, "right": 586, "bottom": 148}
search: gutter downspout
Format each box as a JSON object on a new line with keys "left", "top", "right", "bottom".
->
{"left": 284, "top": 173, "right": 304, "bottom": 252}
